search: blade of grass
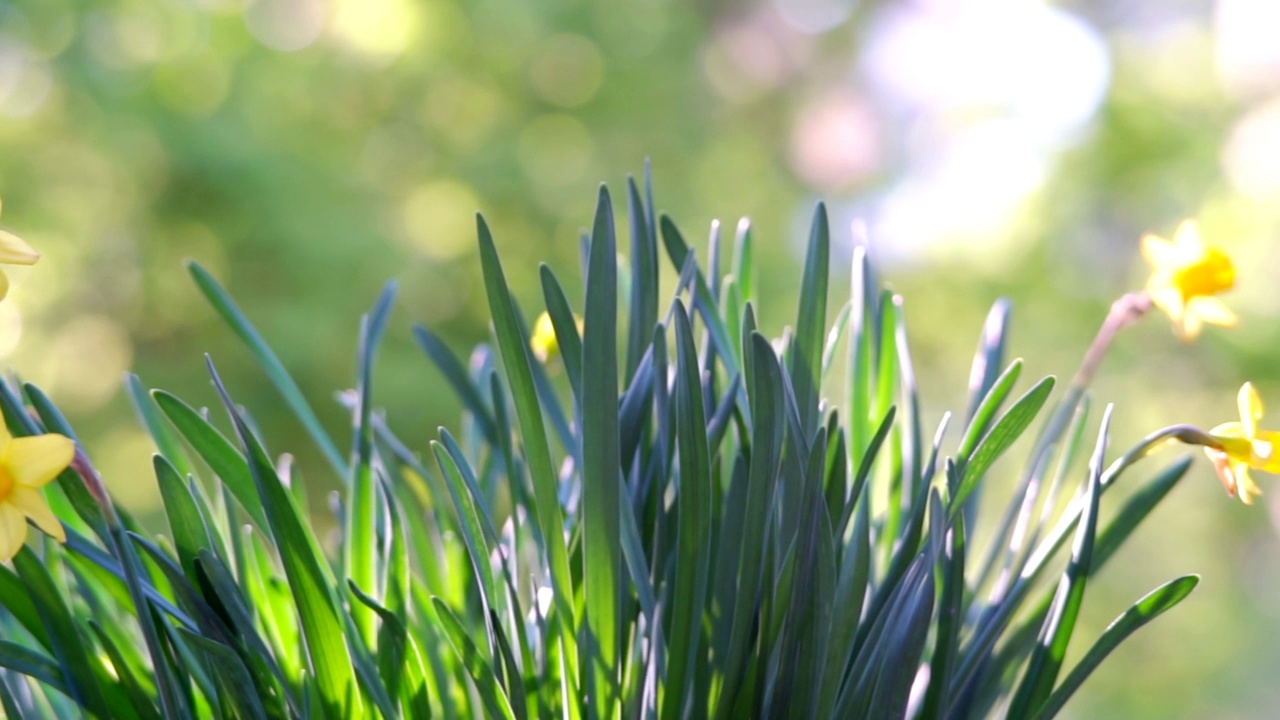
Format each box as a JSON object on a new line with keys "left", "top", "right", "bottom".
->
{"left": 187, "top": 260, "right": 346, "bottom": 477}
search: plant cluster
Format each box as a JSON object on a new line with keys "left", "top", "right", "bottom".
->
{"left": 0, "top": 174, "right": 1269, "bottom": 719}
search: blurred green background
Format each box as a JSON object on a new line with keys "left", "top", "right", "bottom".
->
{"left": 2, "top": 0, "right": 1279, "bottom": 716}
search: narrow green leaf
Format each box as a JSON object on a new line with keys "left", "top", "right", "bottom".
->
{"left": 580, "top": 185, "right": 623, "bottom": 720}
{"left": 951, "top": 375, "right": 1055, "bottom": 516}
{"left": 125, "top": 375, "right": 196, "bottom": 479}
{"left": 956, "top": 359, "right": 1024, "bottom": 471}
{"left": 0, "top": 642, "right": 68, "bottom": 697}
{"left": 715, "top": 333, "right": 785, "bottom": 719}
{"left": 789, "top": 202, "right": 830, "bottom": 438}
{"left": 206, "top": 357, "right": 363, "bottom": 719}
{"left": 661, "top": 304, "right": 713, "bottom": 720}
{"left": 431, "top": 598, "right": 516, "bottom": 720}
{"left": 152, "top": 390, "right": 268, "bottom": 529}
{"left": 153, "top": 454, "right": 215, "bottom": 584}
{"left": 13, "top": 548, "right": 110, "bottom": 717}
{"left": 963, "top": 298, "right": 1013, "bottom": 424}
{"left": 187, "top": 260, "right": 346, "bottom": 477}
{"left": 475, "top": 213, "right": 578, "bottom": 684}
{"left": 1009, "top": 404, "right": 1111, "bottom": 717}
{"left": 345, "top": 281, "right": 397, "bottom": 648}
{"left": 411, "top": 324, "right": 498, "bottom": 445}
{"left": 176, "top": 629, "right": 271, "bottom": 720}
{"left": 658, "top": 215, "right": 740, "bottom": 379}
{"left": 1030, "top": 575, "right": 1199, "bottom": 720}
{"left": 88, "top": 623, "right": 162, "bottom": 720}
{"left": 625, "top": 175, "right": 658, "bottom": 383}
{"left": 539, "top": 264, "right": 584, "bottom": 397}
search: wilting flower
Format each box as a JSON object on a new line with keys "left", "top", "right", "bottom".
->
{"left": 0, "top": 197, "right": 41, "bottom": 301}
{"left": 0, "top": 423, "right": 75, "bottom": 560}
{"left": 1141, "top": 219, "right": 1236, "bottom": 341}
{"left": 1204, "top": 382, "right": 1280, "bottom": 505}
{"left": 529, "top": 311, "right": 583, "bottom": 363}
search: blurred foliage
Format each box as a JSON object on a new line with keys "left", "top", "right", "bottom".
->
{"left": 1, "top": 0, "right": 1279, "bottom": 717}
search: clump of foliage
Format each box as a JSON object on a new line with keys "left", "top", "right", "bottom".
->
{"left": 0, "top": 172, "right": 1206, "bottom": 719}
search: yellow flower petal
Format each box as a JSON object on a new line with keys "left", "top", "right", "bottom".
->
{"left": 1186, "top": 296, "right": 1237, "bottom": 328}
{"left": 0, "top": 269, "right": 8, "bottom": 302}
{"left": 7, "top": 486, "right": 64, "bottom": 542}
{"left": 0, "top": 230, "right": 39, "bottom": 266}
{"left": 530, "top": 311, "right": 559, "bottom": 363}
{"left": 0, "top": 504, "right": 27, "bottom": 561}
{"left": 1240, "top": 382, "right": 1263, "bottom": 438}
{"left": 1172, "top": 219, "right": 1202, "bottom": 253}
{"left": 1141, "top": 233, "right": 1177, "bottom": 269}
{"left": 5, "top": 434, "right": 75, "bottom": 488}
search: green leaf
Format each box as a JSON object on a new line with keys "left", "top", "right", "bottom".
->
{"left": 919, "top": 479, "right": 966, "bottom": 719}
{"left": 187, "top": 260, "right": 346, "bottom": 477}
{"left": 12, "top": 547, "right": 111, "bottom": 717}
{"left": 963, "top": 298, "right": 1013, "bottom": 424}
{"left": 658, "top": 215, "right": 740, "bottom": 379}
{"left": 580, "top": 185, "right": 623, "bottom": 720}
{"left": 951, "top": 375, "right": 1055, "bottom": 517}
{"left": 87, "top": 623, "right": 162, "bottom": 720}
{"left": 539, "top": 265, "right": 584, "bottom": 398}
{"left": 475, "top": 213, "right": 578, "bottom": 684}
{"left": 1030, "top": 575, "right": 1199, "bottom": 720}
{"left": 955, "top": 359, "right": 1023, "bottom": 466}
{"left": 206, "top": 358, "right": 363, "bottom": 720}
{"left": 176, "top": 629, "right": 271, "bottom": 720}
{"left": 153, "top": 454, "right": 215, "bottom": 584}
{"left": 625, "top": 175, "right": 658, "bottom": 383}
{"left": 1009, "top": 404, "right": 1111, "bottom": 717}
{"left": 344, "top": 281, "right": 397, "bottom": 648}
{"left": 411, "top": 324, "right": 498, "bottom": 445}
{"left": 152, "top": 390, "right": 269, "bottom": 529}
{"left": 126, "top": 375, "right": 196, "bottom": 480}
{"left": 431, "top": 598, "right": 516, "bottom": 720}
{"left": 0, "top": 641, "right": 71, "bottom": 708}
{"left": 661, "top": 304, "right": 713, "bottom": 720}
{"left": 789, "top": 202, "right": 830, "bottom": 439}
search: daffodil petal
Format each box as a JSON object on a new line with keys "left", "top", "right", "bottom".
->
{"left": 0, "top": 230, "right": 39, "bottom": 266}
{"left": 1235, "top": 463, "right": 1262, "bottom": 504}
{"left": 1179, "top": 310, "right": 1202, "bottom": 341}
{"left": 5, "top": 434, "right": 75, "bottom": 488}
{"left": 0, "top": 269, "right": 8, "bottom": 302}
{"left": 1141, "top": 234, "right": 1177, "bottom": 270}
{"left": 1189, "top": 296, "right": 1238, "bottom": 328}
{"left": 1172, "top": 220, "right": 1203, "bottom": 253}
{"left": 7, "top": 487, "right": 64, "bottom": 542}
{"left": 1237, "top": 383, "right": 1262, "bottom": 438}
{"left": 0, "top": 504, "right": 27, "bottom": 561}
{"left": 1146, "top": 285, "right": 1184, "bottom": 319}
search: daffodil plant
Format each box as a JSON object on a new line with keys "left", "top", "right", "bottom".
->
{"left": 0, "top": 181, "right": 1262, "bottom": 720}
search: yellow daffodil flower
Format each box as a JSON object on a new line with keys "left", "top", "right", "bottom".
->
{"left": 0, "top": 423, "right": 75, "bottom": 560}
{"left": 1204, "top": 382, "right": 1280, "bottom": 505}
{"left": 1141, "top": 219, "right": 1236, "bottom": 341}
{"left": 0, "top": 197, "right": 41, "bottom": 301}
{"left": 529, "top": 311, "right": 583, "bottom": 363}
